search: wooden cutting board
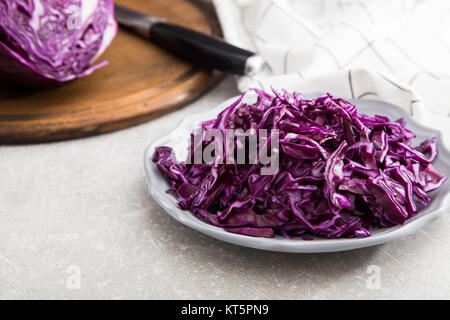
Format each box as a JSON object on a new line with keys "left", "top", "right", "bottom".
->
{"left": 0, "top": 0, "right": 223, "bottom": 144}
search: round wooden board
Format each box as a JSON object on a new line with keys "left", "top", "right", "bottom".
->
{"left": 0, "top": 0, "right": 223, "bottom": 144}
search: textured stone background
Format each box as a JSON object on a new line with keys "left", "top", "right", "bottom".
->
{"left": 1, "top": 77, "right": 449, "bottom": 299}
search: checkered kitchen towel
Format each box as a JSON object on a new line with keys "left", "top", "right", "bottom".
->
{"left": 212, "top": 0, "right": 450, "bottom": 147}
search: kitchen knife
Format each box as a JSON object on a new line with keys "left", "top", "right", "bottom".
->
{"left": 114, "top": 3, "right": 265, "bottom": 76}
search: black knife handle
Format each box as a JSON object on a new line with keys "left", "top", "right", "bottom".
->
{"left": 149, "top": 22, "right": 259, "bottom": 75}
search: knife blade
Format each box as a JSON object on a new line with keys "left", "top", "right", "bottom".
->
{"left": 114, "top": 3, "right": 265, "bottom": 76}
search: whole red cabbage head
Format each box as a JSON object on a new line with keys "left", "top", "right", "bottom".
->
{"left": 0, "top": 0, "right": 117, "bottom": 87}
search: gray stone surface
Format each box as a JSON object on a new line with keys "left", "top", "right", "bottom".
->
{"left": 1, "top": 77, "right": 449, "bottom": 300}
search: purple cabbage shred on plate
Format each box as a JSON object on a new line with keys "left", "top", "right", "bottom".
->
{"left": 153, "top": 89, "right": 447, "bottom": 239}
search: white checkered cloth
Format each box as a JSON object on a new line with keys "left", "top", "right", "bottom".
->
{"left": 212, "top": 0, "right": 450, "bottom": 148}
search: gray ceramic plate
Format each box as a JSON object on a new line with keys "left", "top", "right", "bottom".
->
{"left": 144, "top": 95, "right": 450, "bottom": 253}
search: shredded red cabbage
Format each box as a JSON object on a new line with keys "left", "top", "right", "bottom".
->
{"left": 153, "top": 89, "right": 447, "bottom": 239}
